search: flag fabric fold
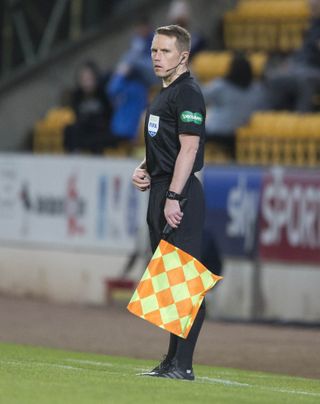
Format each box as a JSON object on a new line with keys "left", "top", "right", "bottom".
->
{"left": 127, "top": 239, "right": 223, "bottom": 339}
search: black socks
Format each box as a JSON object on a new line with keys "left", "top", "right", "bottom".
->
{"left": 165, "top": 299, "right": 206, "bottom": 370}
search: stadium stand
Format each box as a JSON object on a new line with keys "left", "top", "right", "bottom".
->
{"left": 193, "top": 0, "right": 320, "bottom": 167}
{"left": 237, "top": 111, "right": 320, "bottom": 166}
{"left": 4, "top": 0, "right": 320, "bottom": 168}
{"left": 224, "top": 0, "right": 310, "bottom": 52}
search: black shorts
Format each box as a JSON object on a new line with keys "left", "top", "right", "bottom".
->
{"left": 147, "top": 174, "right": 205, "bottom": 261}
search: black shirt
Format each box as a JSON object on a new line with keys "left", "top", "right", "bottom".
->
{"left": 145, "top": 72, "right": 206, "bottom": 178}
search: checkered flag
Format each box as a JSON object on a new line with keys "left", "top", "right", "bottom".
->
{"left": 127, "top": 239, "right": 223, "bottom": 338}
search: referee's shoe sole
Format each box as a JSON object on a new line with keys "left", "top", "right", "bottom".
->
{"left": 158, "top": 366, "right": 195, "bottom": 381}
{"left": 138, "top": 361, "right": 195, "bottom": 381}
{"left": 136, "top": 356, "right": 173, "bottom": 377}
{"left": 137, "top": 361, "right": 194, "bottom": 381}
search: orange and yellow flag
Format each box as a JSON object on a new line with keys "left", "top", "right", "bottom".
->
{"left": 127, "top": 239, "right": 223, "bottom": 339}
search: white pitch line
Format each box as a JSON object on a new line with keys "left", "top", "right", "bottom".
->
{"left": 64, "top": 358, "right": 150, "bottom": 374}
{"left": 0, "top": 359, "right": 83, "bottom": 372}
{"left": 198, "top": 377, "right": 250, "bottom": 387}
{"left": 266, "top": 387, "right": 320, "bottom": 398}
{"left": 65, "top": 359, "right": 113, "bottom": 367}
{"left": 51, "top": 364, "right": 84, "bottom": 371}
{"left": 197, "top": 376, "right": 320, "bottom": 398}
{"left": 64, "top": 358, "right": 136, "bottom": 371}
{"left": 2, "top": 359, "right": 319, "bottom": 398}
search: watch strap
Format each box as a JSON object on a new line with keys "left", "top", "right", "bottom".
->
{"left": 166, "top": 190, "right": 183, "bottom": 201}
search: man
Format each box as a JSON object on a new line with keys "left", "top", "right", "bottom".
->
{"left": 132, "top": 25, "right": 206, "bottom": 381}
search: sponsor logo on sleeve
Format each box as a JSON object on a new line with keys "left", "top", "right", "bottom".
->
{"left": 148, "top": 114, "right": 160, "bottom": 137}
{"left": 180, "top": 111, "right": 203, "bottom": 125}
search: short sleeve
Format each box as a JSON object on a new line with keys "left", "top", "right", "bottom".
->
{"left": 176, "top": 84, "right": 206, "bottom": 136}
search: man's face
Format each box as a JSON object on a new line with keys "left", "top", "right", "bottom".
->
{"left": 309, "top": 0, "right": 320, "bottom": 16}
{"left": 151, "top": 34, "right": 184, "bottom": 78}
{"left": 78, "top": 67, "right": 96, "bottom": 93}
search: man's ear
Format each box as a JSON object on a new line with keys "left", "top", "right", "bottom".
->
{"left": 182, "top": 52, "right": 189, "bottom": 63}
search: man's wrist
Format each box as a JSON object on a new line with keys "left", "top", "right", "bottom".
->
{"left": 166, "top": 190, "right": 183, "bottom": 201}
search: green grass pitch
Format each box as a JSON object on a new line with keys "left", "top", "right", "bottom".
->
{"left": 0, "top": 343, "right": 319, "bottom": 404}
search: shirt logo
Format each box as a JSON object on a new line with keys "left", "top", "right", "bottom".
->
{"left": 180, "top": 111, "right": 203, "bottom": 125}
{"left": 148, "top": 114, "right": 160, "bottom": 137}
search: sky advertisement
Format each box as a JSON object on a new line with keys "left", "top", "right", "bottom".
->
{"left": 203, "top": 165, "right": 320, "bottom": 264}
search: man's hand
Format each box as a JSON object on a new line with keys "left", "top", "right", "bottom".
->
{"left": 132, "top": 167, "right": 151, "bottom": 191}
{"left": 164, "top": 199, "right": 183, "bottom": 228}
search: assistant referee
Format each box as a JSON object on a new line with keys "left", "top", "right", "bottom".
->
{"left": 132, "top": 24, "right": 206, "bottom": 381}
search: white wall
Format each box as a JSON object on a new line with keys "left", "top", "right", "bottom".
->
{"left": 206, "top": 259, "right": 320, "bottom": 323}
{"left": 1, "top": 247, "right": 319, "bottom": 323}
{"left": 260, "top": 262, "right": 320, "bottom": 322}
{"left": 206, "top": 259, "right": 254, "bottom": 321}
{"left": 0, "top": 245, "right": 134, "bottom": 304}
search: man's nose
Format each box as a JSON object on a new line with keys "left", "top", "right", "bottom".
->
{"left": 153, "top": 51, "right": 161, "bottom": 60}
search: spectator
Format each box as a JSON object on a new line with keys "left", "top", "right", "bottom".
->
{"left": 202, "top": 52, "right": 269, "bottom": 158}
{"left": 63, "top": 61, "right": 113, "bottom": 154}
{"left": 125, "top": 15, "right": 153, "bottom": 60}
{"left": 266, "top": 0, "right": 320, "bottom": 112}
{"left": 107, "top": 61, "right": 148, "bottom": 145}
{"left": 167, "top": 0, "right": 207, "bottom": 58}
{"left": 106, "top": 18, "right": 159, "bottom": 146}
{"left": 121, "top": 16, "right": 158, "bottom": 87}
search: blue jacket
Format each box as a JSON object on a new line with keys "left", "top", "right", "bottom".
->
{"left": 107, "top": 73, "right": 147, "bottom": 139}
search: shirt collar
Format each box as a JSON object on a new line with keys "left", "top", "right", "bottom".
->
{"left": 162, "top": 71, "right": 190, "bottom": 91}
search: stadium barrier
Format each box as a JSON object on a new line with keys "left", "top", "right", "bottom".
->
{"left": 0, "top": 154, "right": 319, "bottom": 322}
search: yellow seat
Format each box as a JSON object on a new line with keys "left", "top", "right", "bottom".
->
{"left": 33, "top": 107, "right": 76, "bottom": 153}
{"left": 236, "top": 111, "right": 320, "bottom": 167}
{"left": 204, "top": 142, "right": 233, "bottom": 164}
{"left": 191, "top": 52, "right": 232, "bottom": 83}
{"left": 191, "top": 51, "right": 267, "bottom": 83}
{"left": 224, "top": 0, "right": 310, "bottom": 51}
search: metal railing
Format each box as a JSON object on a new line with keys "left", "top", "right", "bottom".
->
{"left": 0, "top": 0, "right": 132, "bottom": 84}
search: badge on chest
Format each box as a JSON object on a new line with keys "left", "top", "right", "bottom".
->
{"left": 148, "top": 114, "right": 160, "bottom": 137}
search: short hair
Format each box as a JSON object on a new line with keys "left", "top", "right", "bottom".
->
{"left": 225, "top": 52, "right": 253, "bottom": 88}
{"left": 155, "top": 24, "right": 191, "bottom": 52}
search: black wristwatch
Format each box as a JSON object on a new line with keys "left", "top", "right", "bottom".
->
{"left": 166, "top": 190, "right": 183, "bottom": 201}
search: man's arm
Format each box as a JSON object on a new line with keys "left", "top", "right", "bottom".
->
{"left": 132, "top": 157, "right": 151, "bottom": 192}
{"left": 164, "top": 134, "right": 200, "bottom": 228}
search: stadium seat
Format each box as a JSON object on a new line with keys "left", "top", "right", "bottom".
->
{"left": 104, "top": 141, "right": 133, "bottom": 157}
{"left": 33, "top": 107, "right": 75, "bottom": 153}
{"left": 224, "top": 0, "right": 310, "bottom": 52}
{"left": 191, "top": 51, "right": 267, "bottom": 83}
{"left": 236, "top": 112, "right": 320, "bottom": 167}
{"left": 204, "top": 141, "right": 234, "bottom": 164}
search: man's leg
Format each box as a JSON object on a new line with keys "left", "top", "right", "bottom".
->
{"left": 145, "top": 177, "right": 206, "bottom": 379}
{"left": 156, "top": 301, "right": 206, "bottom": 380}
{"left": 174, "top": 300, "right": 206, "bottom": 371}
{"left": 161, "top": 176, "right": 205, "bottom": 379}
{"left": 146, "top": 181, "right": 179, "bottom": 372}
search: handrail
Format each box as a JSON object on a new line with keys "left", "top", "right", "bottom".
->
{"left": 0, "top": 0, "right": 165, "bottom": 94}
